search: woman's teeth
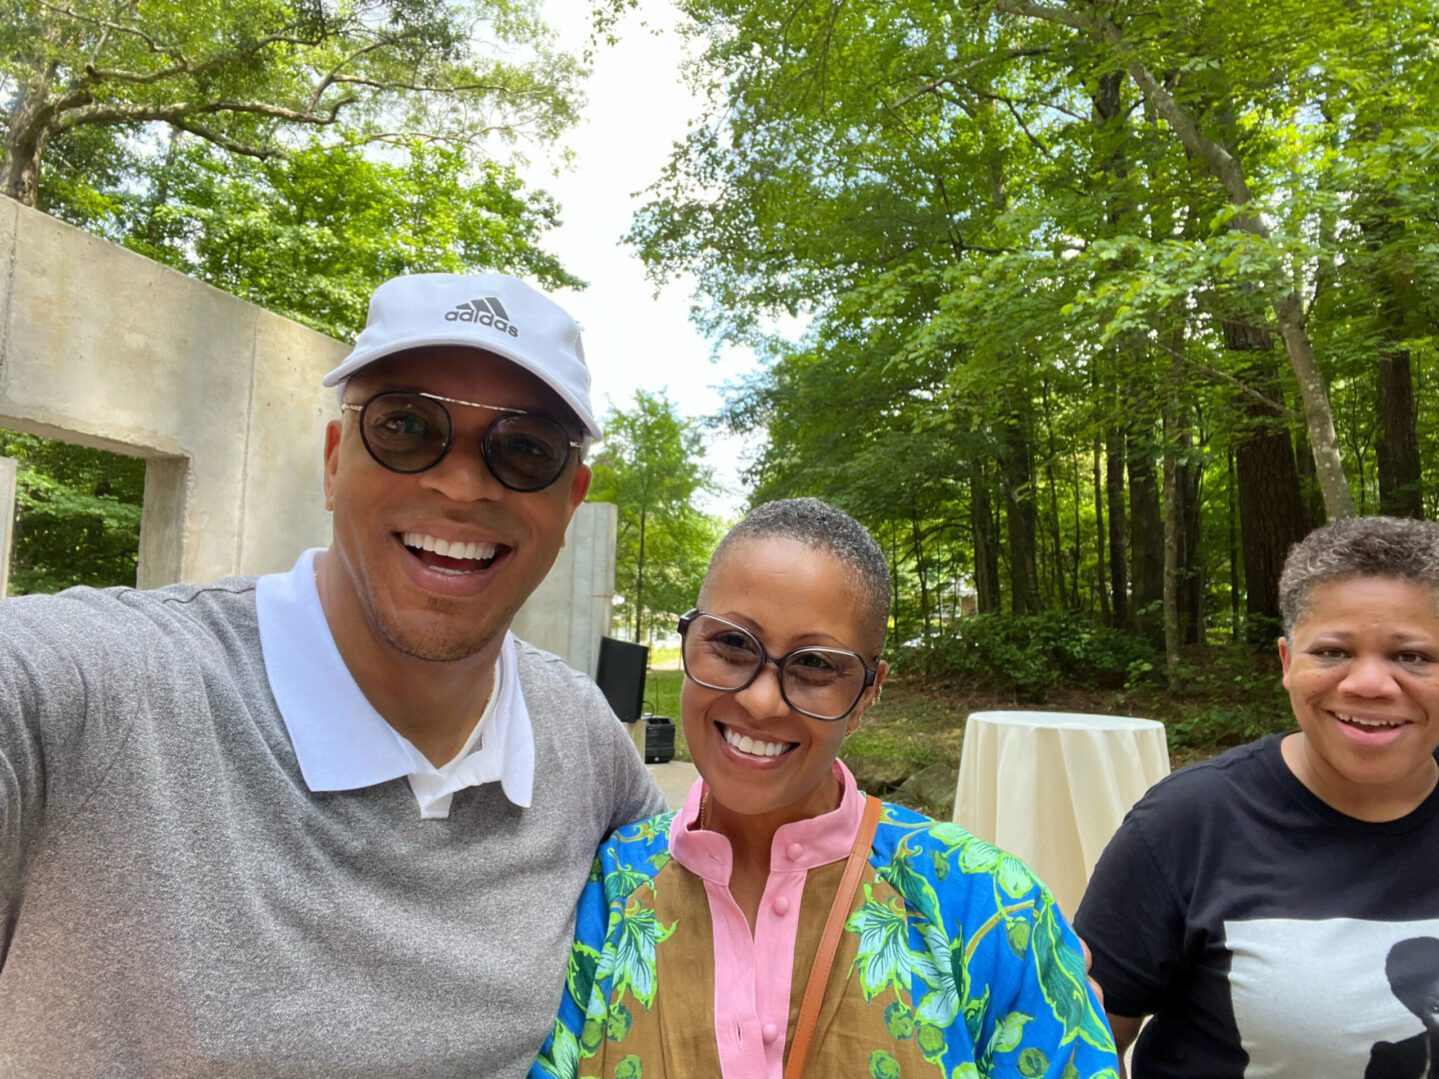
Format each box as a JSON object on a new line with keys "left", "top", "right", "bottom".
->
{"left": 1334, "top": 712, "right": 1403, "bottom": 729}
{"left": 723, "top": 726, "right": 793, "bottom": 758}
{"left": 403, "top": 532, "right": 498, "bottom": 562}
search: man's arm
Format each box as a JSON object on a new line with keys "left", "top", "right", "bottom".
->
{"left": 1107, "top": 1014, "right": 1143, "bottom": 1079}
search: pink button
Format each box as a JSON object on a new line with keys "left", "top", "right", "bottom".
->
{"left": 774, "top": 896, "right": 791, "bottom": 915}
{"left": 786, "top": 842, "right": 804, "bottom": 860}
{"left": 762, "top": 1023, "right": 780, "bottom": 1045}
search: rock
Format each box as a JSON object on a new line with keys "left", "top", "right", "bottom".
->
{"left": 845, "top": 754, "right": 912, "bottom": 796}
{"left": 893, "top": 762, "right": 960, "bottom": 818}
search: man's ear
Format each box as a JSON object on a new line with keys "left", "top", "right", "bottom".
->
{"left": 568, "top": 462, "right": 592, "bottom": 510}
{"left": 322, "top": 420, "right": 342, "bottom": 511}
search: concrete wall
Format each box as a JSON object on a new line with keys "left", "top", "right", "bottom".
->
{"left": 511, "top": 502, "right": 617, "bottom": 678}
{"left": 0, "top": 198, "right": 341, "bottom": 584}
{"left": 0, "top": 200, "right": 612, "bottom": 671}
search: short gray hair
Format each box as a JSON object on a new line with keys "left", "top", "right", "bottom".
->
{"left": 704, "top": 498, "right": 891, "bottom": 654}
{"left": 1278, "top": 516, "right": 1439, "bottom": 637}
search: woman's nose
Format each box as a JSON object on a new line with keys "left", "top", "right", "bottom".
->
{"left": 733, "top": 660, "right": 791, "bottom": 718}
{"left": 1339, "top": 653, "right": 1401, "bottom": 697}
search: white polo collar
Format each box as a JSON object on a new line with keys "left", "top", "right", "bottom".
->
{"left": 255, "top": 548, "right": 534, "bottom": 809}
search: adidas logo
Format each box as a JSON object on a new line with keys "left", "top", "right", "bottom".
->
{"left": 445, "top": 296, "right": 520, "bottom": 338}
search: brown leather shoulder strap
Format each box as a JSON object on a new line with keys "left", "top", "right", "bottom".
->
{"left": 783, "top": 794, "right": 884, "bottom": 1079}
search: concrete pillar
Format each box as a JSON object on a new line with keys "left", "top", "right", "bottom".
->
{"left": 511, "top": 501, "right": 617, "bottom": 677}
{"left": 0, "top": 456, "right": 16, "bottom": 598}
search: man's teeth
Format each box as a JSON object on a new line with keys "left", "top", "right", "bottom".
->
{"left": 1335, "top": 713, "right": 1403, "bottom": 729}
{"left": 402, "top": 532, "right": 498, "bottom": 561}
{"left": 723, "top": 726, "right": 792, "bottom": 758}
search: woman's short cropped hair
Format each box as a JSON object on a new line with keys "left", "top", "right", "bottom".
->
{"left": 706, "top": 497, "right": 891, "bottom": 655}
{"left": 1278, "top": 516, "right": 1439, "bottom": 637}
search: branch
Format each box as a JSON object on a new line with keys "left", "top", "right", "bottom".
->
{"left": 992, "top": 0, "right": 1261, "bottom": 225}
{"left": 1152, "top": 335, "right": 1291, "bottom": 417}
{"left": 169, "top": 117, "right": 284, "bottom": 160}
{"left": 53, "top": 93, "right": 357, "bottom": 134}
{"left": 893, "top": 46, "right": 1051, "bottom": 109}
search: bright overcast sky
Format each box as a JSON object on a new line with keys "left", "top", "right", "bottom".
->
{"left": 526, "top": 0, "right": 759, "bottom": 515}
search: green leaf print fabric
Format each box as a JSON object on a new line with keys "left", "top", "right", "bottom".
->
{"left": 532, "top": 803, "right": 1118, "bottom": 1079}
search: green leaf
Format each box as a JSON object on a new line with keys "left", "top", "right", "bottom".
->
{"left": 1031, "top": 901, "right": 1115, "bottom": 1052}
{"left": 986, "top": 1011, "right": 1033, "bottom": 1055}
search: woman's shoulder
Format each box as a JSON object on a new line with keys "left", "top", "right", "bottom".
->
{"left": 872, "top": 803, "right": 1052, "bottom": 908}
{"left": 1123, "top": 733, "right": 1285, "bottom": 828}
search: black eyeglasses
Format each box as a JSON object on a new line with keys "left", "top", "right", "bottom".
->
{"left": 677, "top": 610, "right": 878, "bottom": 721}
{"left": 341, "top": 391, "right": 583, "bottom": 493}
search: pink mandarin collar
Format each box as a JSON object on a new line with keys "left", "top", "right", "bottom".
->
{"left": 668, "top": 760, "right": 864, "bottom": 885}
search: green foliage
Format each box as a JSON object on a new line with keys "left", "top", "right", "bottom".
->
{"left": 48, "top": 139, "right": 582, "bottom": 340}
{"left": 4, "top": 0, "right": 582, "bottom": 199}
{"left": 0, "top": 430, "right": 145, "bottom": 595}
{"left": 897, "top": 614, "right": 1158, "bottom": 703}
{"left": 612, "top": 0, "right": 1439, "bottom": 659}
{"left": 588, "top": 391, "right": 720, "bottom": 644}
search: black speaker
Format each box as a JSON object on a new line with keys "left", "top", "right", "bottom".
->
{"left": 595, "top": 636, "right": 648, "bottom": 722}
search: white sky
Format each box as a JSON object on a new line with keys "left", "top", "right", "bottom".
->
{"left": 524, "top": 0, "right": 758, "bottom": 516}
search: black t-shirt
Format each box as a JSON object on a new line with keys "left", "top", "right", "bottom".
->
{"left": 1074, "top": 734, "right": 1439, "bottom": 1078}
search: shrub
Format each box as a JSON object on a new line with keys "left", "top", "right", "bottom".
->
{"left": 895, "top": 612, "right": 1159, "bottom": 702}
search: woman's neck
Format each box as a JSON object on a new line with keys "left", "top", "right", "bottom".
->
{"left": 704, "top": 771, "right": 844, "bottom": 868}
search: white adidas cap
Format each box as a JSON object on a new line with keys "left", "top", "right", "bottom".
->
{"left": 322, "top": 272, "right": 600, "bottom": 440}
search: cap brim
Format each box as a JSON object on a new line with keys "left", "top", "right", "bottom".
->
{"left": 323, "top": 335, "right": 601, "bottom": 440}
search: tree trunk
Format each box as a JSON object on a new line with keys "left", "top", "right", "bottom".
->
{"left": 1092, "top": 436, "right": 1111, "bottom": 623}
{"left": 1377, "top": 349, "right": 1423, "bottom": 518}
{"left": 971, "top": 459, "right": 1001, "bottom": 614}
{"left": 1178, "top": 435, "right": 1204, "bottom": 644}
{"left": 910, "top": 503, "right": 931, "bottom": 631}
{"left": 1226, "top": 318, "right": 1308, "bottom": 646}
{"left": 997, "top": 403, "right": 1041, "bottom": 615}
{"left": 1040, "top": 380, "right": 1069, "bottom": 607}
{"left": 1128, "top": 419, "right": 1164, "bottom": 645}
{"left": 1, "top": 61, "right": 59, "bottom": 206}
{"left": 1106, "top": 426, "right": 1129, "bottom": 629}
{"left": 633, "top": 507, "right": 646, "bottom": 642}
{"left": 1361, "top": 198, "right": 1425, "bottom": 519}
{"left": 1162, "top": 431, "right": 1181, "bottom": 686}
{"left": 1228, "top": 448, "right": 1241, "bottom": 643}
{"left": 1162, "top": 337, "right": 1187, "bottom": 679}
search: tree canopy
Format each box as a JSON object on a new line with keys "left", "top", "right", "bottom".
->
{"left": 1, "top": 0, "right": 581, "bottom": 205}
{"left": 625, "top": 0, "right": 1439, "bottom": 658}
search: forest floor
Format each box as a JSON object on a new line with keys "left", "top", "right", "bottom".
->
{"left": 642, "top": 643, "right": 1296, "bottom": 777}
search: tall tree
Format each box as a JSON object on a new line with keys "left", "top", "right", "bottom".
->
{"left": 588, "top": 391, "right": 716, "bottom": 644}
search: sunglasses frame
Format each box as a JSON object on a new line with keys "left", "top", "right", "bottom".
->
{"left": 341, "top": 390, "right": 584, "bottom": 493}
{"left": 677, "top": 608, "right": 878, "bottom": 721}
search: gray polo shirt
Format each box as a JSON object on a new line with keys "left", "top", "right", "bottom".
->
{"left": 0, "top": 563, "right": 663, "bottom": 1077}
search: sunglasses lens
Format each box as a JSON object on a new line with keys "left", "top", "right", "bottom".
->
{"left": 486, "top": 414, "right": 571, "bottom": 491}
{"left": 361, "top": 393, "right": 449, "bottom": 472}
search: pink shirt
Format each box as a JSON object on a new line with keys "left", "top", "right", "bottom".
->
{"left": 667, "top": 760, "right": 864, "bottom": 1078}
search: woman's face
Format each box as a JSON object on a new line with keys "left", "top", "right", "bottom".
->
{"left": 1279, "top": 576, "right": 1439, "bottom": 817}
{"left": 682, "top": 536, "right": 887, "bottom": 825}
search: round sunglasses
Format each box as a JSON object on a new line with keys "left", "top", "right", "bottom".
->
{"left": 341, "top": 390, "right": 583, "bottom": 493}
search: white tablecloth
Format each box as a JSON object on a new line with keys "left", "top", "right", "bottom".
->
{"left": 953, "top": 710, "right": 1171, "bottom": 916}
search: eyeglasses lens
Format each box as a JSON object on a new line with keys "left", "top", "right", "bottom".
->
{"left": 361, "top": 393, "right": 450, "bottom": 473}
{"left": 682, "top": 614, "right": 865, "bottom": 720}
{"left": 485, "top": 414, "right": 571, "bottom": 492}
{"left": 359, "top": 392, "right": 571, "bottom": 490}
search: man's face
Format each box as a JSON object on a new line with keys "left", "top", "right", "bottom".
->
{"left": 323, "top": 347, "right": 590, "bottom": 663}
